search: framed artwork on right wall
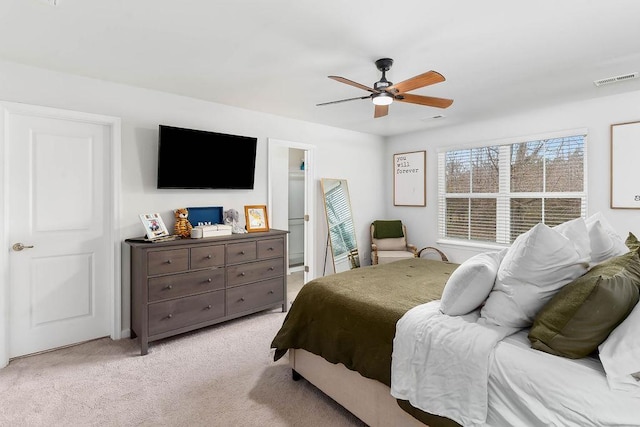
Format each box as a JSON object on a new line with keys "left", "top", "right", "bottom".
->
{"left": 611, "top": 120, "right": 640, "bottom": 209}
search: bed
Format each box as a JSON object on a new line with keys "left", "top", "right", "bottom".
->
{"left": 271, "top": 257, "right": 458, "bottom": 426}
{"left": 271, "top": 217, "right": 640, "bottom": 426}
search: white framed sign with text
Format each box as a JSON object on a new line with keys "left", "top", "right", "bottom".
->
{"left": 393, "top": 150, "right": 426, "bottom": 206}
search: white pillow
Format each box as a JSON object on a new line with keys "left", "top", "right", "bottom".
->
{"left": 586, "top": 212, "right": 629, "bottom": 264}
{"left": 598, "top": 300, "right": 640, "bottom": 395}
{"left": 439, "top": 249, "right": 507, "bottom": 316}
{"left": 553, "top": 217, "right": 591, "bottom": 260}
{"left": 480, "top": 223, "right": 589, "bottom": 328}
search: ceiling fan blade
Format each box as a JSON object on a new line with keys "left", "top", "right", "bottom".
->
{"left": 374, "top": 104, "right": 389, "bottom": 118}
{"left": 316, "top": 95, "right": 371, "bottom": 106}
{"left": 396, "top": 93, "right": 453, "bottom": 109}
{"left": 386, "top": 70, "right": 445, "bottom": 94}
{"left": 329, "top": 76, "right": 380, "bottom": 94}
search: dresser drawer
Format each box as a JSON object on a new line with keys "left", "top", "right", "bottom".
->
{"left": 227, "top": 258, "right": 284, "bottom": 287}
{"left": 226, "top": 278, "right": 284, "bottom": 315}
{"left": 226, "top": 241, "right": 257, "bottom": 264}
{"left": 190, "top": 245, "right": 224, "bottom": 269}
{"left": 148, "top": 291, "right": 225, "bottom": 336}
{"left": 257, "top": 238, "right": 284, "bottom": 259}
{"left": 148, "top": 268, "right": 225, "bottom": 302}
{"left": 148, "top": 249, "right": 189, "bottom": 276}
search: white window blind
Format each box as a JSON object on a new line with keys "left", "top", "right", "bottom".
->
{"left": 438, "top": 133, "right": 587, "bottom": 245}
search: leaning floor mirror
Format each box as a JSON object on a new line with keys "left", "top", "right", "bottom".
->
{"left": 321, "top": 178, "right": 360, "bottom": 274}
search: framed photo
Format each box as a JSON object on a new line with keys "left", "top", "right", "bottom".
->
{"left": 393, "top": 150, "right": 426, "bottom": 206}
{"left": 139, "top": 213, "right": 170, "bottom": 240}
{"left": 611, "top": 121, "right": 640, "bottom": 209}
{"left": 244, "top": 205, "right": 269, "bottom": 232}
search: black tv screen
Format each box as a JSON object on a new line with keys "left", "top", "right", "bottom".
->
{"left": 157, "top": 125, "right": 257, "bottom": 189}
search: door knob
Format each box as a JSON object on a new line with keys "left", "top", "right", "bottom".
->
{"left": 12, "top": 243, "right": 34, "bottom": 251}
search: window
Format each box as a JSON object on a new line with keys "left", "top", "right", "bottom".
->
{"left": 438, "top": 132, "right": 586, "bottom": 245}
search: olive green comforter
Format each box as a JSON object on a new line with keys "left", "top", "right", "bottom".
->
{"left": 270, "top": 257, "right": 458, "bottom": 387}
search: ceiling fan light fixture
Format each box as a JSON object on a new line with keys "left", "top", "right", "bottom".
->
{"left": 372, "top": 93, "right": 393, "bottom": 106}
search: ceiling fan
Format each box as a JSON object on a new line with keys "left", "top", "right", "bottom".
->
{"left": 317, "top": 58, "right": 453, "bottom": 118}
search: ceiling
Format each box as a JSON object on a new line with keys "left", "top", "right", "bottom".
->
{"left": 1, "top": 0, "right": 640, "bottom": 137}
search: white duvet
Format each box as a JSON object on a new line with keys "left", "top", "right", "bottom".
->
{"left": 391, "top": 301, "right": 640, "bottom": 427}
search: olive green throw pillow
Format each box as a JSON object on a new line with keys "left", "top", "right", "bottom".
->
{"left": 372, "top": 220, "right": 404, "bottom": 239}
{"left": 626, "top": 232, "right": 640, "bottom": 252}
{"left": 528, "top": 250, "right": 640, "bottom": 359}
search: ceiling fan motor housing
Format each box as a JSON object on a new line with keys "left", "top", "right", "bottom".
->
{"left": 375, "top": 58, "right": 393, "bottom": 72}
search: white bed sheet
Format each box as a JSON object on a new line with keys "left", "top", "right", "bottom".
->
{"left": 486, "top": 330, "right": 640, "bottom": 427}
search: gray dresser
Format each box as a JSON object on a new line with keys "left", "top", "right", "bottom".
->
{"left": 126, "top": 229, "right": 288, "bottom": 355}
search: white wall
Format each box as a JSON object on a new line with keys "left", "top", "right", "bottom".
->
{"left": 0, "top": 60, "right": 386, "bottom": 335}
{"left": 386, "top": 89, "right": 640, "bottom": 263}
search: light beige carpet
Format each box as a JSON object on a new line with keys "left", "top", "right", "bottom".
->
{"left": 0, "top": 272, "right": 366, "bottom": 427}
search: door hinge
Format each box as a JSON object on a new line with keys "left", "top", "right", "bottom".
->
{"left": 304, "top": 214, "right": 310, "bottom": 221}
{"left": 304, "top": 265, "right": 309, "bottom": 273}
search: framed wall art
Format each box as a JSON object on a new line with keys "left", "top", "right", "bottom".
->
{"left": 244, "top": 205, "right": 269, "bottom": 232}
{"left": 611, "top": 121, "right": 640, "bottom": 209}
{"left": 393, "top": 150, "right": 426, "bottom": 206}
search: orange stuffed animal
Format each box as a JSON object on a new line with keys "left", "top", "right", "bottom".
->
{"left": 173, "top": 208, "right": 193, "bottom": 238}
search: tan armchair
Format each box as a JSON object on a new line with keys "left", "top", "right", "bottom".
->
{"left": 370, "top": 220, "right": 418, "bottom": 265}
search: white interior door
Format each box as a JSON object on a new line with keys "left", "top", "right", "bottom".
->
{"left": 6, "top": 109, "right": 113, "bottom": 358}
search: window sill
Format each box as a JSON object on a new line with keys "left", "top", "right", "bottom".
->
{"left": 436, "top": 238, "right": 507, "bottom": 252}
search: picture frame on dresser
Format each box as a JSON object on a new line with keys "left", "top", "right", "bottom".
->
{"left": 244, "top": 204, "right": 269, "bottom": 232}
{"left": 139, "top": 213, "right": 170, "bottom": 240}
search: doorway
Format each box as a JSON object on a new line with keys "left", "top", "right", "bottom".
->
{"left": 0, "top": 101, "right": 121, "bottom": 368}
{"left": 267, "top": 138, "right": 315, "bottom": 285}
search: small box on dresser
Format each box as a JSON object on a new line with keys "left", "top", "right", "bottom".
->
{"left": 126, "top": 229, "right": 288, "bottom": 355}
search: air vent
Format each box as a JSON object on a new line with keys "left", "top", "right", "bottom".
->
{"left": 594, "top": 72, "right": 639, "bottom": 87}
{"left": 421, "top": 114, "right": 446, "bottom": 122}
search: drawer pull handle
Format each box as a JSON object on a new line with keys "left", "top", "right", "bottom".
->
{"left": 207, "top": 278, "right": 212, "bottom": 283}
{"left": 165, "top": 285, "right": 173, "bottom": 290}
{"left": 268, "top": 267, "right": 275, "bottom": 271}
{"left": 240, "top": 272, "right": 245, "bottom": 276}
{"left": 268, "top": 247, "right": 274, "bottom": 251}
{"left": 268, "top": 290, "right": 274, "bottom": 294}
{"left": 167, "top": 314, "right": 173, "bottom": 319}
{"left": 206, "top": 304, "right": 212, "bottom": 309}
{"left": 240, "top": 250, "right": 245, "bottom": 255}
{"left": 207, "top": 255, "right": 212, "bottom": 259}
{"left": 166, "top": 259, "right": 172, "bottom": 264}
{"left": 240, "top": 297, "right": 245, "bottom": 302}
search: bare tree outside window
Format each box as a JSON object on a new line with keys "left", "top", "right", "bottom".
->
{"left": 511, "top": 141, "right": 544, "bottom": 192}
{"left": 473, "top": 147, "right": 499, "bottom": 193}
{"left": 439, "top": 133, "right": 586, "bottom": 245}
{"left": 446, "top": 151, "right": 470, "bottom": 193}
{"left": 545, "top": 137, "right": 584, "bottom": 192}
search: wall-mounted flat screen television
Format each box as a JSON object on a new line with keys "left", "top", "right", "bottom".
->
{"left": 157, "top": 125, "right": 257, "bottom": 189}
